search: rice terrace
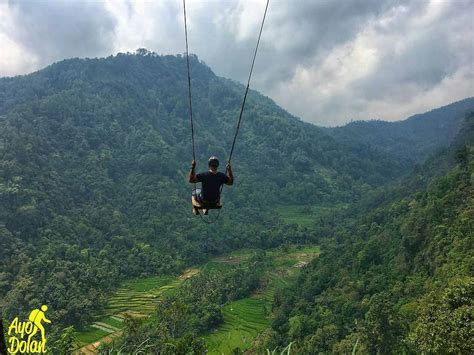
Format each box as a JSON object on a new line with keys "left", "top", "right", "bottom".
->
{"left": 74, "top": 245, "right": 320, "bottom": 354}
{"left": 1, "top": 0, "right": 472, "bottom": 352}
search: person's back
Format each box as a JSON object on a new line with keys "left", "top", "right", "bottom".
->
{"left": 188, "top": 156, "right": 234, "bottom": 215}
{"left": 197, "top": 170, "right": 228, "bottom": 201}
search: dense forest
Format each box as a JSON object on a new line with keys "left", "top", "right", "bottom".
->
{"left": 268, "top": 114, "right": 474, "bottom": 353}
{"left": 96, "top": 115, "right": 473, "bottom": 355}
{"left": 1, "top": 50, "right": 472, "bottom": 353}
{"left": 326, "top": 97, "right": 474, "bottom": 167}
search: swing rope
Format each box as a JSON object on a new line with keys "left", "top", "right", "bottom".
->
{"left": 227, "top": 0, "right": 270, "bottom": 164}
{"left": 198, "top": 208, "right": 221, "bottom": 224}
{"left": 183, "top": 0, "right": 200, "bottom": 207}
{"left": 220, "top": 0, "right": 270, "bottom": 199}
{"left": 183, "top": 0, "right": 195, "bottom": 162}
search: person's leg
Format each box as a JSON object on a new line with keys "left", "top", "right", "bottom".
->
{"left": 198, "top": 190, "right": 209, "bottom": 214}
{"left": 192, "top": 188, "right": 203, "bottom": 201}
{"left": 192, "top": 188, "right": 201, "bottom": 215}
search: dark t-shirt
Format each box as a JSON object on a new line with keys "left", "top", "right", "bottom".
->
{"left": 196, "top": 171, "right": 229, "bottom": 201}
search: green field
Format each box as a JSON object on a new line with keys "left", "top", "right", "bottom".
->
{"left": 75, "top": 275, "right": 185, "bottom": 351}
{"left": 276, "top": 204, "right": 347, "bottom": 226}
{"left": 105, "top": 277, "right": 180, "bottom": 314}
{"left": 75, "top": 246, "right": 319, "bottom": 354}
{"left": 202, "top": 245, "right": 320, "bottom": 354}
{"left": 204, "top": 296, "right": 269, "bottom": 354}
{"left": 200, "top": 250, "right": 254, "bottom": 273}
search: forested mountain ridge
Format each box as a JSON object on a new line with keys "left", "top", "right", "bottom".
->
{"left": 0, "top": 51, "right": 406, "bottom": 205}
{"left": 354, "top": 106, "right": 474, "bottom": 214}
{"left": 268, "top": 114, "right": 474, "bottom": 353}
{"left": 93, "top": 113, "right": 474, "bottom": 354}
{"left": 0, "top": 50, "right": 472, "bottom": 350}
{"left": 326, "top": 97, "right": 474, "bottom": 167}
{"left": 0, "top": 51, "right": 406, "bottom": 329}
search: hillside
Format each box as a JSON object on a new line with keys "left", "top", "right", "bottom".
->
{"left": 326, "top": 97, "right": 474, "bottom": 167}
{"left": 1, "top": 50, "right": 471, "bottom": 352}
{"left": 268, "top": 114, "right": 474, "bottom": 353}
{"left": 0, "top": 51, "right": 408, "bottom": 329}
{"left": 82, "top": 115, "right": 474, "bottom": 354}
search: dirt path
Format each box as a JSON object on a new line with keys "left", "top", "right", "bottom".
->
{"left": 76, "top": 333, "right": 120, "bottom": 354}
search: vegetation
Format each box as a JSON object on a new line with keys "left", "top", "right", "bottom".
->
{"left": 75, "top": 275, "right": 182, "bottom": 350}
{"left": 326, "top": 97, "right": 474, "bottom": 166}
{"left": 0, "top": 50, "right": 472, "bottom": 353}
{"left": 267, "top": 114, "right": 474, "bottom": 353}
{"left": 0, "top": 51, "right": 325, "bottom": 331}
{"left": 276, "top": 203, "right": 347, "bottom": 227}
{"left": 72, "top": 246, "right": 318, "bottom": 353}
{"left": 97, "top": 252, "right": 265, "bottom": 353}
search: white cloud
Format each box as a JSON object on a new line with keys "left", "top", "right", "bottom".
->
{"left": 103, "top": 0, "right": 182, "bottom": 55}
{"left": 266, "top": 0, "right": 473, "bottom": 125}
{"left": 0, "top": 0, "right": 472, "bottom": 126}
{"left": 0, "top": 2, "right": 37, "bottom": 76}
{"left": 0, "top": 32, "right": 38, "bottom": 77}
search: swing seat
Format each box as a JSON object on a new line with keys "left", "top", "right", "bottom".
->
{"left": 192, "top": 196, "right": 222, "bottom": 210}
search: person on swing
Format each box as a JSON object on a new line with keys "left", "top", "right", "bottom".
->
{"left": 189, "top": 156, "right": 233, "bottom": 215}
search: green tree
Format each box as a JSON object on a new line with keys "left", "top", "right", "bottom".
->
{"left": 411, "top": 277, "right": 474, "bottom": 353}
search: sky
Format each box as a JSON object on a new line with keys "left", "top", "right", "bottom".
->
{"left": 0, "top": 0, "right": 473, "bottom": 126}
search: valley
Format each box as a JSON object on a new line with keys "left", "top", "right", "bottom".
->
{"left": 75, "top": 245, "right": 320, "bottom": 354}
{"left": 1, "top": 51, "right": 472, "bottom": 353}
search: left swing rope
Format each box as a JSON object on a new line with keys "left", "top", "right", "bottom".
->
{"left": 183, "top": 0, "right": 195, "bottom": 162}
{"left": 184, "top": 0, "right": 215, "bottom": 224}
{"left": 183, "top": 0, "right": 198, "bottom": 207}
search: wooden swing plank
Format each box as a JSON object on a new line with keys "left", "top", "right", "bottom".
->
{"left": 192, "top": 196, "right": 222, "bottom": 209}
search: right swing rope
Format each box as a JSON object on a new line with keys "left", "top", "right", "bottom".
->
{"left": 226, "top": 0, "right": 270, "bottom": 165}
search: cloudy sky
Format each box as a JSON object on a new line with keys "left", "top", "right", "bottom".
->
{"left": 0, "top": 0, "right": 473, "bottom": 126}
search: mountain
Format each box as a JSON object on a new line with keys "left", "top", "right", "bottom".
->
{"left": 0, "top": 51, "right": 407, "bottom": 328}
{"left": 268, "top": 113, "right": 474, "bottom": 353}
{"left": 0, "top": 50, "right": 471, "bottom": 349}
{"left": 326, "top": 97, "right": 474, "bottom": 167}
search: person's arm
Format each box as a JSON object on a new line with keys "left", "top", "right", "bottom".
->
{"left": 189, "top": 160, "right": 199, "bottom": 183}
{"left": 225, "top": 162, "right": 234, "bottom": 185}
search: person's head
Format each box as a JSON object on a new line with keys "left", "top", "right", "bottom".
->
{"left": 41, "top": 305, "right": 48, "bottom": 312}
{"left": 208, "top": 156, "right": 219, "bottom": 172}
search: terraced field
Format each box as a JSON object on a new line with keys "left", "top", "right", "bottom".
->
{"left": 200, "top": 251, "right": 253, "bottom": 273}
{"left": 104, "top": 276, "right": 180, "bottom": 314}
{"left": 204, "top": 296, "right": 269, "bottom": 354}
{"left": 203, "top": 245, "right": 320, "bottom": 354}
{"left": 276, "top": 203, "right": 347, "bottom": 226}
{"left": 75, "top": 246, "right": 319, "bottom": 354}
{"left": 75, "top": 274, "right": 191, "bottom": 353}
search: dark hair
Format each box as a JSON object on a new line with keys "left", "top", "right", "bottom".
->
{"left": 208, "top": 156, "right": 219, "bottom": 167}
